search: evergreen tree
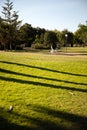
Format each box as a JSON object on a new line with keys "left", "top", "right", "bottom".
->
{"left": 0, "top": 0, "right": 21, "bottom": 50}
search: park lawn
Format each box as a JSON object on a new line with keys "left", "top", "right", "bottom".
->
{"left": 0, "top": 51, "right": 87, "bottom": 130}
{"left": 61, "top": 47, "right": 87, "bottom": 53}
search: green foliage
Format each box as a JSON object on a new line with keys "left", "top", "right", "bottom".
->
{"left": 31, "top": 43, "right": 46, "bottom": 49}
{"left": 39, "top": 33, "right": 44, "bottom": 44}
{"left": 33, "top": 35, "right": 40, "bottom": 44}
{"left": 2, "top": 0, "right": 13, "bottom": 23}
{"left": 0, "top": 18, "right": 11, "bottom": 50}
{"left": 44, "top": 31, "right": 58, "bottom": 49}
{"left": 32, "top": 31, "right": 59, "bottom": 49}
{"left": 0, "top": 0, "right": 87, "bottom": 51}
{"left": 19, "top": 23, "right": 36, "bottom": 47}
{"left": 0, "top": 0, "right": 21, "bottom": 50}
{"left": 67, "top": 32, "right": 74, "bottom": 47}
{"left": 60, "top": 29, "right": 68, "bottom": 46}
{"left": 32, "top": 35, "right": 43, "bottom": 49}
{"left": 32, "top": 34, "right": 48, "bottom": 49}
{"left": 59, "top": 29, "right": 74, "bottom": 47}
{"left": 75, "top": 23, "right": 87, "bottom": 46}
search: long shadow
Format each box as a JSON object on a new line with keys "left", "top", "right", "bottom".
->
{"left": 30, "top": 104, "right": 87, "bottom": 130}
{"left": 0, "top": 75, "right": 87, "bottom": 93}
{"left": 10, "top": 112, "right": 66, "bottom": 130}
{"left": 31, "top": 104, "right": 87, "bottom": 123}
{"left": 0, "top": 61, "right": 87, "bottom": 77}
{"left": 0, "top": 108, "right": 67, "bottom": 130}
{"left": 0, "top": 116, "right": 32, "bottom": 130}
{"left": 0, "top": 105, "right": 87, "bottom": 130}
{"left": 0, "top": 68, "right": 87, "bottom": 86}
{"left": 0, "top": 109, "right": 34, "bottom": 130}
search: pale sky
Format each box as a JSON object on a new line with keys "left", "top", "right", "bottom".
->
{"left": 0, "top": 0, "right": 87, "bottom": 32}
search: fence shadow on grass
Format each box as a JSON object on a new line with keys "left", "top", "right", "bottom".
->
{"left": 0, "top": 75, "right": 87, "bottom": 93}
{"left": 0, "top": 61, "right": 87, "bottom": 129}
{"left": 29, "top": 104, "right": 87, "bottom": 130}
{"left": 0, "top": 108, "right": 66, "bottom": 130}
{"left": 0, "top": 61, "right": 87, "bottom": 77}
{"left": 0, "top": 104, "right": 87, "bottom": 130}
{"left": 0, "top": 116, "right": 31, "bottom": 130}
{"left": 0, "top": 68, "right": 87, "bottom": 87}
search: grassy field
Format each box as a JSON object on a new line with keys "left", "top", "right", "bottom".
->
{"left": 60, "top": 47, "right": 87, "bottom": 53}
{"left": 0, "top": 50, "right": 87, "bottom": 130}
{"left": 22, "top": 46, "right": 87, "bottom": 54}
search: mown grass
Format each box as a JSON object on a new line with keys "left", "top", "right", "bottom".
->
{"left": 68, "top": 47, "right": 87, "bottom": 53}
{"left": 19, "top": 46, "right": 87, "bottom": 54}
{"left": 61, "top": 47, "right": 87, "bottom": 53}
{"left": 0, "top": 51, "right": 87, "bottom": 130}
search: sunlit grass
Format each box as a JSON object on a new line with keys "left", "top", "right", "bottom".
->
{"left": 61, "top": 46, "right": 87, "bottom": 53}
{"left": 0, "top": 51, "right": 87, "bottom": 130}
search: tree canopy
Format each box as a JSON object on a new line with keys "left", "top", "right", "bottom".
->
{"left": 0, "top": 0, "right": 21, "bottom": 50}
{"left": 0, "top": 0, "right": 87, "bottom": 50}
{"left": 74, "top": 23, "right": 87, "bottom": 46}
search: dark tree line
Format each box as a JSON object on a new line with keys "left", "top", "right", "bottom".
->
{"left": 0, "top": 0, "right": 21, "bottom": 50}
{"left": 0, "top": 0, "right": 87, "bottom": 50}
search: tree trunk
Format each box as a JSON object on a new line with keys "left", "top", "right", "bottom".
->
{"left": 10, "top": 42, "right": 12, "bottom": 50}
{"left": 71, "top": 43, "right": 73, "bottom": 47}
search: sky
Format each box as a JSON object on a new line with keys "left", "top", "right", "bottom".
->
{"left": 0, "top": 0, "right": 87, "bottom": 32}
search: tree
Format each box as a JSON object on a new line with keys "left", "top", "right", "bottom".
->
{"left": 0, "top": 17, "right": 9, "bottom": 50}
{"left": 74, "top": 22, "right": 87, "bottom": 46}
{"left": 19, "top": 23, "right": 36, "bottom": 47}
{"left": 53, "top": 29, "right": 62, "bottom": 48}
{"left": 60, "top": 29, "right": 68, "bottom": 46}
{"left": 39, "top": 33, "right": 44, "bottom": 44}
{"left": 44, "top": 31, "right": 58, "bottom": 49}
{"left": 60, "top": 29, "right": 74, "bottom": 47}
{"left": 0, "top": 0, "right": 21, "bottom": 50}
{"left": 67, "top": 32, "right": 74, "bottom": 47}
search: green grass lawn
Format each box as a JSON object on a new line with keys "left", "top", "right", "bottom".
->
{"left": 60, "top": 47, "right": 87, "bottom": 53}
{"left": 0, "top": 51, "right": 87, "bottom": 130}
